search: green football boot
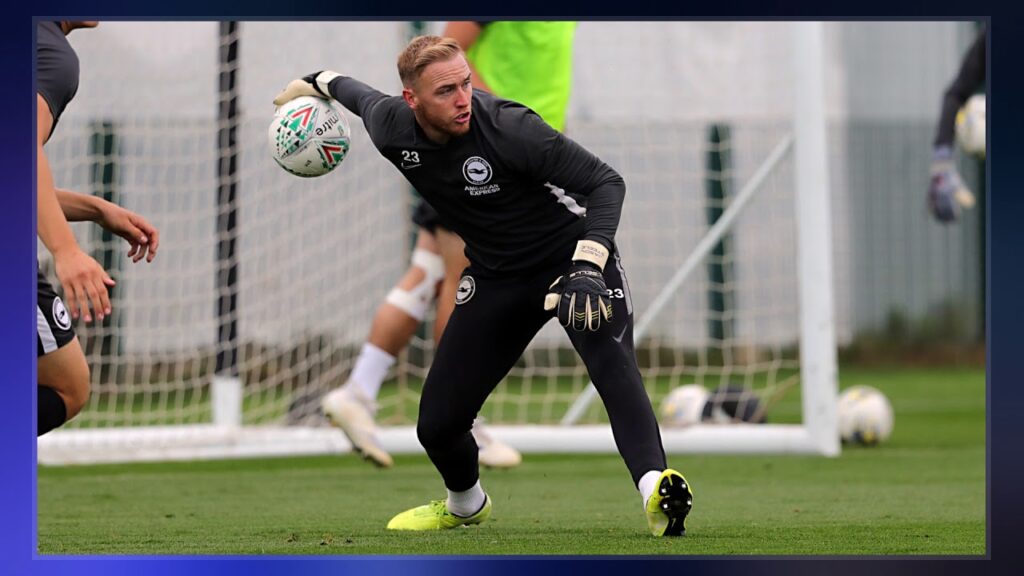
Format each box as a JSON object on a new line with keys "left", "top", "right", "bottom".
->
{"left": 645, "top": 468, "right": 693, "bottom": 537}
{"left": 386, "top": 495, "right": 492, "bottom": 530}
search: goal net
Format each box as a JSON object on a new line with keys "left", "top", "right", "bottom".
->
{"left": 39, "top": 21, "right": 842, "bottom": 464}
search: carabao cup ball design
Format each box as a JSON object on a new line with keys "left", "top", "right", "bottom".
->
{"left": 269, "top": 95, "right": 351, "bottom": 177}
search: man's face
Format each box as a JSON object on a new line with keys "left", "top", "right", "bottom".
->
{"left": 404, "top": 54, "right": 473, "bottom": 142}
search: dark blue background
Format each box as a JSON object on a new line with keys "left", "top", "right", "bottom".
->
{"left": 5, "top": 2, "right": 1020, "bottom": 575}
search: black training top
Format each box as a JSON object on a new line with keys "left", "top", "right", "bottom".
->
{"left": 934, "top": 28, "right": 986, "bottom": 148}
{"left": 36, "top": 21, "right": 79, "bottom": 140}
{"left": 328, "top": 75, "right": 625, "bottom": 275}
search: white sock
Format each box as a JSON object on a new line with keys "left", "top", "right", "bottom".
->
{"left": 638, "top": 470, "right": 663, "bottom": 505}
{"left": 446, "top": 480, "right": 486, "bottom": 517}
{"left": 347, "top": 342, "right": 395, "bottom": 400}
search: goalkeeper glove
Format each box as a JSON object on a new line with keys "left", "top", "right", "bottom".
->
{"left": 544, "top": 240, "right": 613, "bottom": 332}
{"left": 272, "top": 71, "right": 343, "bottom": 106}
{"left": 928, "top": 145, "right": 976, "bottom": 223}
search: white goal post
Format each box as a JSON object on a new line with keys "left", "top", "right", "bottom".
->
{"left": 38, "top": 21, "right": 839, "bottom": 465}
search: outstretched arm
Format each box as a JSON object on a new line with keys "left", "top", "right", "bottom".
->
{"left": 56, "top": 189, "right": 159, "bottom": 263}
{"left": 273, "top": 72, "right": 402, "bottom": 149}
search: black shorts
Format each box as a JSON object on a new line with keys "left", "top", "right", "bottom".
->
{"left": 37, "top": 269, "right": 75, "bottom": 357}
{"left": 412, "top": 200, "right": 449, "bottom": 233}
{"left": 417, "top": 246, "right": 666, "bottom": 489}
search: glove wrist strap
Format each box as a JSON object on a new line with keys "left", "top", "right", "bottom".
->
{"left": 572, "top": 240, "right": 609, "bottom": 271}
{"left": 932, "top": 144, "right": 954, "bottom": 162}
{"left": 315, "top": 71, "right": 342, "bottom": 98}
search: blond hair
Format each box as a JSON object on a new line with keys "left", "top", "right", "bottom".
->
{"left": 397, "top": 35, "right": 462, "bottom": 87}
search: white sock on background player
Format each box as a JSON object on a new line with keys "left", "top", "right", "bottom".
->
{"left": 347, "top": 342, "right": 395, "bottom": 400}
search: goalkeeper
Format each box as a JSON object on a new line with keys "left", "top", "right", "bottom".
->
{"left": 308, "top": 22, "right": 577, "bottom": 471}
{"left": 275, "top": 35, "right": 692, "bottom": 537}
{"left": 928, "top": 25, "right": 985, "bottom": 223}
{"left": 36, "top": 21, "right": 160, "bottom": 435}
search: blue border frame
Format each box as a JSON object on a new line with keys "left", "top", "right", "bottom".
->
{"left": 8, "top": 2, "right": 1021, "bottom": 575}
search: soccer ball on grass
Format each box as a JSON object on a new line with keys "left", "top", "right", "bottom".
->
{"left": 660, "top": 385, "right": 709, "bottom": 428}
{"left": 661, "top": 383, "right": 767, "bottom": 428}
{"left": 837, "top": 385, "right": 894, "bottom": 446}
{"left": 702, "top": 383, "right": 766, "bottom": 424}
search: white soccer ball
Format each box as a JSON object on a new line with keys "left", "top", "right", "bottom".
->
{"left": 955, "top": 94, "right": 986, "bottom": 158}
{"left": 268, "top": 96, "right": 351, "bottom": 177}
{"left": 837, "top": 385, "right": 894, "bottom": 446}
{"left": 660, "top": 385, "right": 710, "bottom": 428}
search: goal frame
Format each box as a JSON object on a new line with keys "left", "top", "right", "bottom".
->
{"left": 38, "top": 23, "right": 839, "bottom": 465}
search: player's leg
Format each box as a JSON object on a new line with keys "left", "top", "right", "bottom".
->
{"left": 434, "top": 226, "right": 522, "bottom": 469}
{"left": 320, "top": 227, "right": 444, "bottom": 467}
{"left": 348, "top": 202, "right": 446, "bottom": 398}
{"left": 38, "top": 338, "right": 90, "bottom": 434}
{"left": 367, "top": 228, "right": 444, "bottom": 357}
{"left": 37, "top": 270, "right": 88, "bottom": 435}
{"left": 388, "top": 271, "right": 547, "bottom": 530}
{"left": 562, "top": 250, "right": 693, "bottom": 536}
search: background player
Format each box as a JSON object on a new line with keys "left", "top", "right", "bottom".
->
{"left": 928, "top": 26, "right": 985, "bottom": 223}
{"left": 37, "top": 20, "right": 160, "bottom": 435}
{"left": 315, "top": 22, "right": 577, "bottom": 469}
{"left": 275, "top": 35, "right": 692, "bottom": 537}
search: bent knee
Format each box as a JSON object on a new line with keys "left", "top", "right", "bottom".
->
{"left": 38, "top": 342, "right": 91, "bottom": 418}
{"left": 416, "top": 416, "right": 470, "bottom": 450}
{"left": 56, "top": 365, "right": 90, "bottom": 419}
{"left": 416, "top": 419, "right": 445, "bottom": 450}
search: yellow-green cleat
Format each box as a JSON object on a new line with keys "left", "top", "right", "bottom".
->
{"left": 645, "top": 469, "right": 693, "bottom": 537}
{"left": 386, "top": 496, "right": 492, "bottom": 531}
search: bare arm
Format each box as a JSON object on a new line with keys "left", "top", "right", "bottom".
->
{"left": 37, "top": 95, "right": 82, "bottom": 257}
{"left": 55, "top": 188, "right": 159, "bottom": 263}
{"left": 443, "top": 22, "right": 493, "bottom": 94}
{"left": 37, "top": 93, "right": 114, "bottom": 322}
{"left": 55, "top": 188, "right": 102, "bottom": 222}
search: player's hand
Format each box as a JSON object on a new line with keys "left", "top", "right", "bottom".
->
{"left": 928, "top": 145, "right": 976, "bottom": 223}
{"left": 97, "top": 203, "right": 160, "bottom": 263}
{"left": 544, "top": 240, "right": 613, "bottom": 332}
{"left": 53, "top": 247, "right": 115, "bottom": 323}
{"left": 272, "top": 71, "right": 343, "bottom": 106}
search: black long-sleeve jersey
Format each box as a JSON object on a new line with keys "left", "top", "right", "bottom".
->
{"left": 327, "top": 76, "right": 625, "bottom": 276}
{"left": 36, "top": 21, "right": 80, "bottom": 140}
{"left": 935, "top": 28, "right": 986, "bottom": 148}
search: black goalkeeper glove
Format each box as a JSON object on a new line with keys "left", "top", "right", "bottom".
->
{"left": 272, "top": 71, "right": 343, "bottom": 106}
{"left": 544, "top": 240, "right": 613, "bottom": 332}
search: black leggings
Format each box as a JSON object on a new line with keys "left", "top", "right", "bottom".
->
{"left": 416, "top": 250, "right": 666, "bottom": 491}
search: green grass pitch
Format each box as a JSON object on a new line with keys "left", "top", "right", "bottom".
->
{"left": 37, "top": 366, "right": 985, "bottom": 555}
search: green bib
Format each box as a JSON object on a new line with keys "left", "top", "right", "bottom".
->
{"left": 467, "top": 22, "right": 576, "bottom": 133}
